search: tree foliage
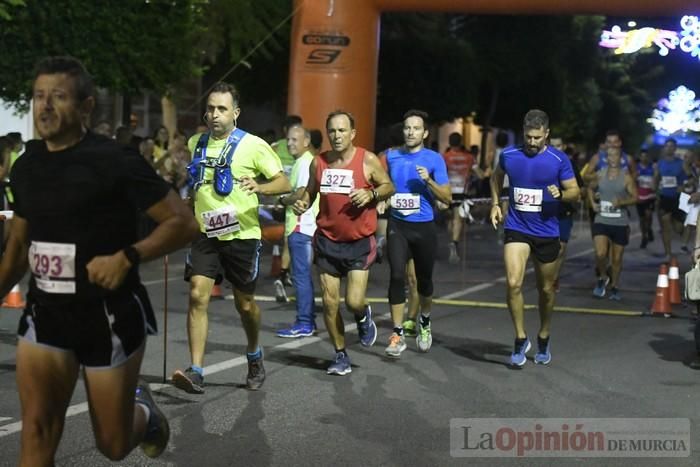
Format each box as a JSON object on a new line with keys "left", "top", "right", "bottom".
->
{"left": 0, "top": 0, "right": 205, "bottom": 112}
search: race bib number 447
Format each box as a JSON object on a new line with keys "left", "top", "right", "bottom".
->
{"left": 29, "top": 241, "right": 76, "bottom": 294}
{"left": 513, "top": 187, "right": 543, "bottom": 212}
{"left": 202, "top": 206, "right": 240, "bottom": 238}
{"left": 320, "top": 168, "right": 354, "bottom": 194}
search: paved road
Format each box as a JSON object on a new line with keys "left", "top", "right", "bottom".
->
{"left": 0, "top": 219, "right": 698, "bottom": 466}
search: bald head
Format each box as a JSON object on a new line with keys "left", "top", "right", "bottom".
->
{"left": 287, "top": 125, "right": 310, "bottom": 158}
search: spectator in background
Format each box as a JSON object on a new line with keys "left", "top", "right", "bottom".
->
{"left": 93, "top": 120, "right": 112, "bottom": 137}
{"left": 115, "top": 125, "right": 134, "bottom": 147}
{"left": 443, "top": 132, "right": 474, "bottom": 264}
{"left": 272, "top": 115, "right": 302, "bottom": 177}
{"left": 153, "top": 125, "right": 170, "bottom": 166}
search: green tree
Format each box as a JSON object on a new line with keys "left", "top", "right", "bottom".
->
{"left": 0, "top": 0, "right": 204, "bottom": 112}
{"left": 0, "top": 0, "right": 23, "bottom": 21}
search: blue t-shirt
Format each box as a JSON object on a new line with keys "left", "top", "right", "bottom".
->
{"left": 500, "top": 145, "right": 575, "bottom": 238}
{"left": 386, "top": 147, "right": 449, "bottom": 222}
{"left": 657, "top": 157, "right": 686, "bottom": 198}
{"left": 595, "top": 150, "right": 630, "bottom": 171}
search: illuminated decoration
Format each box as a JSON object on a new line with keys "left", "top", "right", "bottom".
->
{"left": 600, "top": 25, "right": 679, "bottom": 56}
{"left": 679, "top": 15, "right": 700, "bottom": 59}
{"left": 648, "top": 86, "right": 700, "bottom": 135}
{"left": 600, "top": 16, "right": 700, "bottom": 59}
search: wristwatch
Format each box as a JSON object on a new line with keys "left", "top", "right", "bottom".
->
{"left": 122, "top": 245, "right": 141, "bottom": 268}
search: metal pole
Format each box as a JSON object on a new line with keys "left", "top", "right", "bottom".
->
{"left": 162, "top": 255, "right": 168, "bottom": 384}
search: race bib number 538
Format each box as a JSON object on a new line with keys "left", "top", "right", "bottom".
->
{"left": 29, "top": 241, "right": 76, "bottom": 294}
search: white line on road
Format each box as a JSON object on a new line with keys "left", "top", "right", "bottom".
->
{"left": 0, "top": 240, "right": 606, "bottom": 438}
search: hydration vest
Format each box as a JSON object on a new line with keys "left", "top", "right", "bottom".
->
{"left": 186, "top": 128, "right": 246, "bottom": 196}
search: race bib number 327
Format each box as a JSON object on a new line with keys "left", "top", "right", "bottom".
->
{"left": 320, "top": 168, "right": 354, "bottom": 194}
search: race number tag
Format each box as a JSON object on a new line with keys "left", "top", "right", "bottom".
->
{"left": 320, "top": 169, "right": 354, "bottom": 194}
{"left": 448, "top": 174, "right": 466, "bottom": 194}
{"left": 600, "top": 200, "right": 621, "bottom": 218}
{"left": 661, "top": 176, "right": 678, "bottom": 189}
{"left": 513, "top": 187, "right": 543, "bottom": 212}
{"left": 637, "top": 175, "right": 653, "bottom": 189}
{"left": 202, "top": 206, "right": 240, "bottom": 238}
{"left": 391, "top": 193, "right": 421, "bottom": 216}
{"left": 29, "top": 241, "right": 76, "bottom": 294}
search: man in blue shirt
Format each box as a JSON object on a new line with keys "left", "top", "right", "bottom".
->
{"left": 490, "top": 109, "right": 580, "bottom": 367}
{"left": 384, "top": 110, "right": 451, "bottom": 358}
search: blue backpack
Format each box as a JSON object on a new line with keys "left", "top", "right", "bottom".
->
{"left": 186, "top": 128, "right": 246, "bottom": 196}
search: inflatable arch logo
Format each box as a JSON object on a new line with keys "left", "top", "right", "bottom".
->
{"left": 288, "top": 0, "right": 696, "bottom": 149}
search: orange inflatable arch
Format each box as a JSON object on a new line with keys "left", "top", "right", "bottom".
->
{"left": 288, "top": 0, "right": 695, "bottom": 149}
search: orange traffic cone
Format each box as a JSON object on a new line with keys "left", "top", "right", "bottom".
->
{"left": 651, "top": 264, "right": 672, "bottom": 317}
{"left": 211, "top": 284, "right": 223, "bottom": 298}
{"left": 668, "top": 257, "right": 681, "bottom": 305}
{"left": 2, "top": 284, "right": 25, "bottom": 309}
{"left": 269, "top": 244, "right": 282, "bottom": 278}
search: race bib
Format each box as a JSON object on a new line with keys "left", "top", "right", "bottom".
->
{"left": 661, "top": 176, "right": 678, "bottom": 189}
{"left": 391, "top": 193, "right": 421, "bottom": 216}
{"left": 202, "top": 206, "right": 240, "bottom": 238}
{"left": 600, "top": 200, "right": 621, "bottom": 218}
{"left": 29, "top": 241, "right": 76, "bottom": 294}
{"left": 513, "top": 187, "right": 543, "bottom": 212}
{"left": 320, "top": 168, "right": 354, "bottom": 194}
{"left": 637, "top": 175, "right": 653, "bottom": 189}
{"left": 448, "top": 173, "right": 466, "bottom": 194}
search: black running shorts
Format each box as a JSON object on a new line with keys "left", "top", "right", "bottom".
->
{"left": 504, "top": 229, "right": 560, "bottom": 264}
{"left": 190, "top": 233, "right": 261, "bottom": 294}
{"left": 314, "top": 232, "right": 376, "bottom": 277}
{"left": 17, "top": 285, "right": 156, "bottom": 368}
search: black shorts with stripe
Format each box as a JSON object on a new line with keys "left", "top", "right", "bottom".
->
{"left": 190, "top": 233, "right": 261, "bottom": 294}
{"left": 17, "top": 284, "right": 156, "bottom": 369}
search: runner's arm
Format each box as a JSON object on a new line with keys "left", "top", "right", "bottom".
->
{"left": 489, "top": 164, "right": 505, "bottom": 207}
{"left": 292, "top": 158, "right": 318, "bottom": 214}
{"left": 255, "top": 171, "right": 291, "bottom": 196}
{"left": 365, "top": 151, "right": 395, "bottom": 202}
{"left": 0, "top": 215, "right": 29, "bottom": 298}
{"left": 559, "top": 177, "right": 580, "bottom": 203}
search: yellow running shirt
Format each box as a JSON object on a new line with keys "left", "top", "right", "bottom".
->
{"left": 188, "top": 131, "right": 283, "bottom": 240}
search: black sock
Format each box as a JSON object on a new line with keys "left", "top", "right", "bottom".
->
{"left": 335, "top": 348, "right": 347, "bottom": 356}
{"left": 420, "top": 314, "right": 430, "bottom": 327}
{"left": 393, "top": 326, "right": 404, "bottom": 336}
{"left": 537, "top": 335, "right": 549, "bottom": 346}
{"left": 515, "top": 336, "right": 528, "bottom": 346}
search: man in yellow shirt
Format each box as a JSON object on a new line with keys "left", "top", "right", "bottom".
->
{"left": 172, "top": 82, "right": 291, "bottom": 393}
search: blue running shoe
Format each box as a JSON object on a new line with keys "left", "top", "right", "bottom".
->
{"left": 135, "top": 382, "right": 170, "bottom": 458}
{"left": 510, "top": 337, "right": 531, "bottom": 367}
{"left": 327, "top": 351, "right": 352, "bottom": 375}
{"left": 276, "top": 322, "right": 316, "bottom": 338}
{"left": 534, "top": 336, "right": 551, "bottom": 365}
{"left": 592, "top": 277, "right": 609, "bottom": 298}
{"left": 608, "top": 287, "right": 621, "bottom": 301}
{"left": 356, "top": 305, "right": 377, "bottom": 347}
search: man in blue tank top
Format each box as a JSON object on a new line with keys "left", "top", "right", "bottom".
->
{"left": 655, "top": 138, "right": 691, "bottom": 260}
{"left": 383, "top": 109, "right": 451, "bottom": 358}
{"left": 490, "top": 109, "right": 580, "bottom": 368}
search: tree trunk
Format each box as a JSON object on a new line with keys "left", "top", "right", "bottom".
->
{"left": 161, "top": 94, "right": 177, "bottom": 140}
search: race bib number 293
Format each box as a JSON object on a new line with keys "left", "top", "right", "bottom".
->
{"left": 29, "top": 241, "right": 76, "bottom": 294}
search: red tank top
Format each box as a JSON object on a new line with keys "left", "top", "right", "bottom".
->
{"left": 315, "top": 147, "right": 377, "bottom": 241}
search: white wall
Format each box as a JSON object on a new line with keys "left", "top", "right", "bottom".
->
{"left": 0, "top": 100, "right": 33, "bottom": 141}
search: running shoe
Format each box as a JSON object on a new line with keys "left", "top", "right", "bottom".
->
{"left": 171, "top": 367, "right": 204, "bottom": 394}
{"left": 608, "top": 287, "right": 621, "bottom": 301}
{"left": 448, "top": 242, "right": 460, "bottom": 264}
{"left": 274, "top": 279, "right": 288, "bottom": 303}
{"left": 510, "top": 337, "right": 531, "bottom": 367}
{"left": 356, "top": 305, "right": 377, "bottom": 347}
{"left": 327, "top": 351, "right": 352, "bottom": 375}
{"left": 246, "top": 353, "right": 266, "bottom": 391}
{"left": 534, "top": 336, "right": 551, "bottom": 365}
{"left": 280, "top": 270, "right": 293, "bottom": 287}
{"left": 276, "top": 322, "right": 316, "bottom": 338}
{"left": 416, "top": 321, "right": 433, "bottom": 353}
{"left": 592, "top": 277, "right": 609, "bottom": 298}
{"left": 385, "top": 333, "right": 407, "bottom": 358}
{"left": 402, "top": 319, "right": 417, "bottom": 337}
{"left": 135, "top": 382, "right": 170, "bottom": 458}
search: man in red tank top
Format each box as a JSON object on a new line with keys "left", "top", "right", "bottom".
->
{"left": 293, "top": 110, "right": 394, "bottom": 376}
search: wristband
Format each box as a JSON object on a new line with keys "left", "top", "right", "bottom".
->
{"left": 123, "top": 245, "right": 141, "bottom": 268}
{"left": 372, "top": 189, "right": 379, "bottom": 201}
